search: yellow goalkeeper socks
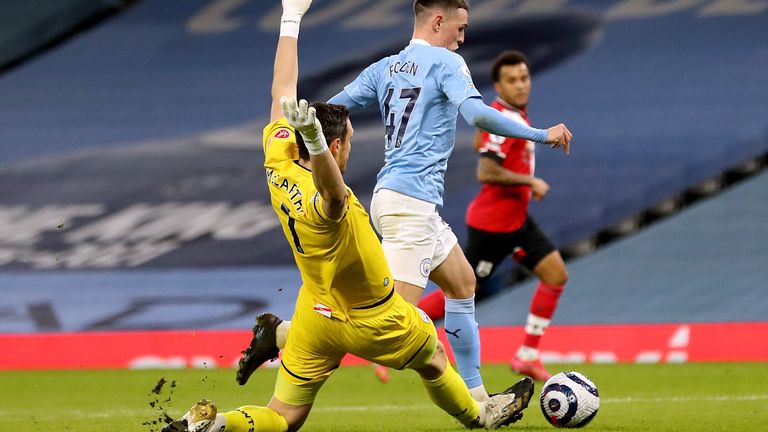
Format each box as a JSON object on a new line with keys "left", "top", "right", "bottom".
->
{"left": 421, "top": 365, "right": 481, "bottom": 427}
{"left": 222, "top": 406, "right": 288, "bottom": 432}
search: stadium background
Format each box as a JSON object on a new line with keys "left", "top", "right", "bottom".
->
{"left": 0, "top": 0, "right": 766, "bottom": 369}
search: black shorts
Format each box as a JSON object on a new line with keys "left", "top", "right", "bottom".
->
{"left": 464, "top": 215, "right": 556, "bottom": 286}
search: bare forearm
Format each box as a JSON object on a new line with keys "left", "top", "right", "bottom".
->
{"left": 270, "top": 36, "right": 298, "bottom": 121}
{"left": 476, "top": 158, "right": 533, "bottom": 186}
{"left": 479, "top": 170, "right": 533, "bottom": 186}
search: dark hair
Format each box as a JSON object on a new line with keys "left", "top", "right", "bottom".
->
{"left": 295, "top": 102, "right": 350, "bottom": 161}
{"left": 413, "top": 0, "right": 469, "bottom": 17}
{"left": 491, "top": 50, "right": 530, "bottom": 83}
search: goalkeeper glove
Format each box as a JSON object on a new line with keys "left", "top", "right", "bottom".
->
{"left": 280, "top": 0, "right": 312, "bottom": 38}
{"left": 281, "top": 96, "right": 328, "bottom": 156}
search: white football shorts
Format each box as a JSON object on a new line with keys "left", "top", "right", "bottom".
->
{"left": 370, "top": 188, "right": 458, "bottom": 288}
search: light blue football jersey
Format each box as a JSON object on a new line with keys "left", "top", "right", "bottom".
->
{"left": 343, "top": 40, "right": 481, "bottom": 207}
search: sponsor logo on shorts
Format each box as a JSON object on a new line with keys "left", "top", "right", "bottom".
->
{"left": 274, "top": 129, "right": 290, "bottom": 139}
{"left": 419, "top": 258, "right": 432, "bottom": 278}
{"left": 475, "top": 260, "right": 493, "bottom": 278}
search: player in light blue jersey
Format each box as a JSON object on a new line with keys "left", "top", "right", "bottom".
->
{"left": 328, "top": 0, "right": 572, "bottom": 401}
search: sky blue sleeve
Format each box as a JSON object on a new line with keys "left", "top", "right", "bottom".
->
{"left": 439, "top": 52, "right": 482, "bottom": 107}
{"left": 338, "top": 61, "right": 380, "bottom": 108}
{"left": 327, "top": 90, "right": 366, "bottom": 112}
{"left": 459, "top": 98, "right": 548, "bottom": 143}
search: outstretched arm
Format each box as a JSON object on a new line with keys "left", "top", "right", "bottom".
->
{"left": 282, "top": 97, "right": 348, "bottom": 220}
{"left": 269, "top": 0, "right": 312, "bottom": 123}
{"left": 270, "top": 37, "right": 298, "bottom": 122}
{"left": 459, "top": 97, "right": 572, "bottom": 154}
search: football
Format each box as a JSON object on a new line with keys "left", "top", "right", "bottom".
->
{"left": 540, "top": 371, "right": 600, "bottom": 428}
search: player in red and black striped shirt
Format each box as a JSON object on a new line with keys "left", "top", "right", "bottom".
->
{"left": 419, "top": 50, "right": 570, "bottom": 381}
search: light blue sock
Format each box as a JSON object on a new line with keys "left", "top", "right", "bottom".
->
{"left": 444, "top": 296, "right": 483, "bottom": 389}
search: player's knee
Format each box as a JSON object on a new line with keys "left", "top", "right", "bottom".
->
{"left": 538, "top": 258, "right": 568, "bottom": 286}
{"left": 267, "top": 396, "right": 312, "bottom": 431}
{"left": 282, "top": 409, "right": 310, "bottom": 432}
{"left": 557, "top": 266, "right": 569, "bottom": 285}
{"left": 546, "top": 267, "right": 568, "bottom": 286}
{"left": 415, "top": 341, "right": 448, "bottom": 380}
{"left": 442, "top": 284, "right": 475, "bottom": 299}
{"left": 429, "top": 341, "right": 449, "bottom": 372}
{"left": 433, "top": 340, "right": 447, "bottom": 359}
{"left": 441, "top": 271, "right": 477, "bottom": 299}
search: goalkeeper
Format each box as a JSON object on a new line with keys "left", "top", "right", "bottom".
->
{"left": 163, "top": 1, "right": 532, "bottom": 431}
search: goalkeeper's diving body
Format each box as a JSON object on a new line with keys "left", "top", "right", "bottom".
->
{"left": 162, "top": 1, "right": 533, "bottom": 431}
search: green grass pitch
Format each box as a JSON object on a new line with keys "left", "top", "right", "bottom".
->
{"left": 2, "top": 363, "right": 766, "bottom": 431}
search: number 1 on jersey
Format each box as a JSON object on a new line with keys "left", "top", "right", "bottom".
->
{"left": 384, "top": 87, "right": 421, "bottom": 149}
{"left": 280, "top": 203, "right": 304, "bottom": 254}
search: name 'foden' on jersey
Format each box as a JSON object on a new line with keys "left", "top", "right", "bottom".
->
{"left": 388, "top": 60, "right": 419, "bottom": 77}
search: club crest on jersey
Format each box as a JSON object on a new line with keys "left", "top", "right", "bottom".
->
{"left": 419, "top": 258, "right": 433, "bottom": 278}
{"left": 459, "top": 63, "right": 473, "bottom": 80}
{"left": 274, "top": 128, "right": 290, "bottom": 139}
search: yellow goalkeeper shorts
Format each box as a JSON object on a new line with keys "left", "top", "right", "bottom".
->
{"left": 274, "top": 289, "right": 437, "bottom": 405}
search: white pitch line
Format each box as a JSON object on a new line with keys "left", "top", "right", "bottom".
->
{"left": 314, "top": 394, "right": 768, "bottom": 411}
{"left": 4, "top": 394, "right": 767, "bottom": 420}
{"left": 602, "top": 394, "right": 768, "bottom": 403}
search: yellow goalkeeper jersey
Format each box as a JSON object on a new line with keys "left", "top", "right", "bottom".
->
{"left": 263, "top": 119, "right": 393, "bottom": 321}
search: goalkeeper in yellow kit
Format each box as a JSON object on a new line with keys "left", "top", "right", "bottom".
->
{"left": 163, "top": 1, "right": 532, "bottom": 431}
